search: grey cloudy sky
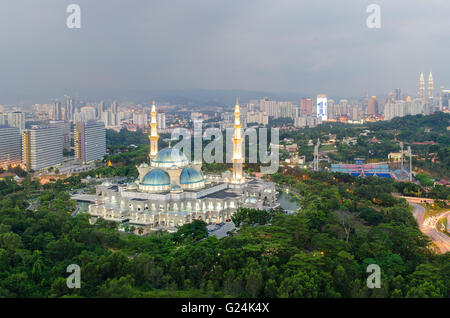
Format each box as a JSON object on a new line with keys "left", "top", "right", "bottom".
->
{"left": 0, "top": 0, "right": 449, "bottom": 104}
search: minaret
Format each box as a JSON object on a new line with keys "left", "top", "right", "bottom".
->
{"left": 232, "top": 98, "right": 244, "bottom": 184}
{"left": 418, "top": 72, "right": 425, "bottom": 100}
{"left": 428, "top": 72, "right": 434, "bottom": 100}
{"left": 149, "top": 101, "right": 159, "bottom": 161}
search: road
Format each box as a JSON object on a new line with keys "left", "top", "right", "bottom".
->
{"left": 409, "top": 202, "right": 450, "bottom": 254}
{"left": 208, "top": 222, "right": 235, "bottom": 239}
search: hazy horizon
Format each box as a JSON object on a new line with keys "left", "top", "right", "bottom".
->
{"left": 1, "top": 0, "right": 449, "bottom": 105}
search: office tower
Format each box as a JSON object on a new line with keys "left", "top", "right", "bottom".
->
{"left": 232, "top": 99, "right": 244, "bottom": 184}
{"left": 22, "top": 126, "right": 63, "bottom": 171}
{"left": 149, "top": 101, "right": 159, "bottom": 161}
{"left": 0, "top": 126, "right": 22, "bottom": 169}
{"left": 157, "top": 112, "right": 166, "bottom": 129}
{"left": 418, "top": 72, "right": 425, "bottom": 100}
{"left": 428, "top": 72, "right": 434, "bottom": 100}
{"left": 75, "top": 121, "right": 106, "bottom": 164}
{"left": 367, "top": 96, "right": 379, "bottom": 115}
{"left": 300, "top": 98, "right": 313, "bottom": 116}
{"left": 316, "top": 94, "right": 328, "bottom": 120}
{"left": 7, "top": 112, "right": 25, "bottom": 131}
{"left": 97, "top": 101, "right": 104, "bottom": 119}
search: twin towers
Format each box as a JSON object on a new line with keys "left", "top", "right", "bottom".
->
{"left": 419, "top": 72, "right": 434, "bottom": 101}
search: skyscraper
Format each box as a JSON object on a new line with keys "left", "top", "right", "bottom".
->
{"left": 367, "top": 96, "right": 379, "bottom": 115}
{"left": 75, "top": 121, "right": 106, "bottom": 164}
{"left": 428, "top": 72, "right": 434, "bottom": 100}
{"left": 394, "top": 88, "right": 402, "bottom": 101}
{"left": 418, "top": 72, "right": 425, "bottom": 100}
{"left": 0, "top": 126, "right": 22, "bottom": 169}
{"left": 22, "top": 126, "right": 63, "bottom": 171}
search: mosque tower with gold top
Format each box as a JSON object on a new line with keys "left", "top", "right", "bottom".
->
{"left": 149, "top": 101, "right": 159, "bottom": 161}
{"left": 232, "top": 98, "right": 245, "bottom": 184}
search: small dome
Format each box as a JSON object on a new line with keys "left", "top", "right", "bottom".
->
{"left": 141, "top": 168, "right": 170, "bottom": 186}
{"left": 153, "top": 148, "right": 188, "bottom": 166}
{"left": 139, "top": 163, "right": 149, "bottom": 168}
{"left": 245, "top": 197, "right": 257, "bottom": 204}
{"left": 180, "top": 167, "right": 204, "bottom": 185}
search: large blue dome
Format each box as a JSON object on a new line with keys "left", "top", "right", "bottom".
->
{"left": 180, "top": 167, "right": 204, "bottom": 185}
{"left": 141, "top": 168, "right": 170, "bottom": 186}
{"left": 153, "top": 148, "right": 188, "bottom": 165}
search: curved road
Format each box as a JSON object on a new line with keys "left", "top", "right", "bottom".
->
{"left": 410, "top": 202, "right": 450, "bottom": 254}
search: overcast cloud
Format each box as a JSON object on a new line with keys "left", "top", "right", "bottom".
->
{"left": 0, "top": 0, "right": 449, "bottom": 104}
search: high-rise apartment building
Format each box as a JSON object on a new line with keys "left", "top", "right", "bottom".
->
{"left": 101, "top": 111, "right": 119, "bottom": 128}
{"left": 0, "top": 126, "right": 22, "bottom": 169}
{"left": 49, "top": 120, "right": 71, "bottom": 150}
{"left": 65, "top": 95, "right": 74, "bottom": 121}
{"left": 384, "top": 99, "right": 425, "bottom": 121}
{"left": 247, "top": 111, "right": 268, "bottom": 126}
{"left": 111, "top": 101, "right": 118, "bottom": 113}
{"left": 7, "top": 112, "right": 25, "bottom": 131}
{"left": 260, "top": 98, "right": 279, "bottom": 118}
{"left": 22, "top": 126, "right": 63, "bottom": 171}
{"left": 133, "top": 113, "right": 149, "bottom": 129}
{"left": 157, "top": 112, "right": 166, "bottom": 130}
{"left": 75, "top": 121, "right": 106, "bottom": 164}
{"left": 0, "top": 113, "right": 7, "bottom": 125}
{"left": 97, "top": 101, "right": 104, "bottom": 119}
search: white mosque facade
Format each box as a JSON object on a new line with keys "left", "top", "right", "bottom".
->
{"left": 87, "top": 101, "right": 277, "bottom": 231}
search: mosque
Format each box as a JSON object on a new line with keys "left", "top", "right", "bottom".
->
{"left": 87, "top": 101, "right": 277, "bottom": 232}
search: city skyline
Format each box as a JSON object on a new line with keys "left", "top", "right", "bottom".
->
{"left": 0, "top": 1, "right": 450, "bottom": 104}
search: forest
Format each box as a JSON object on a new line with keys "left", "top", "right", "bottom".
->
{"left": 0, "top": 164, "right": 448, "bottom": 298}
